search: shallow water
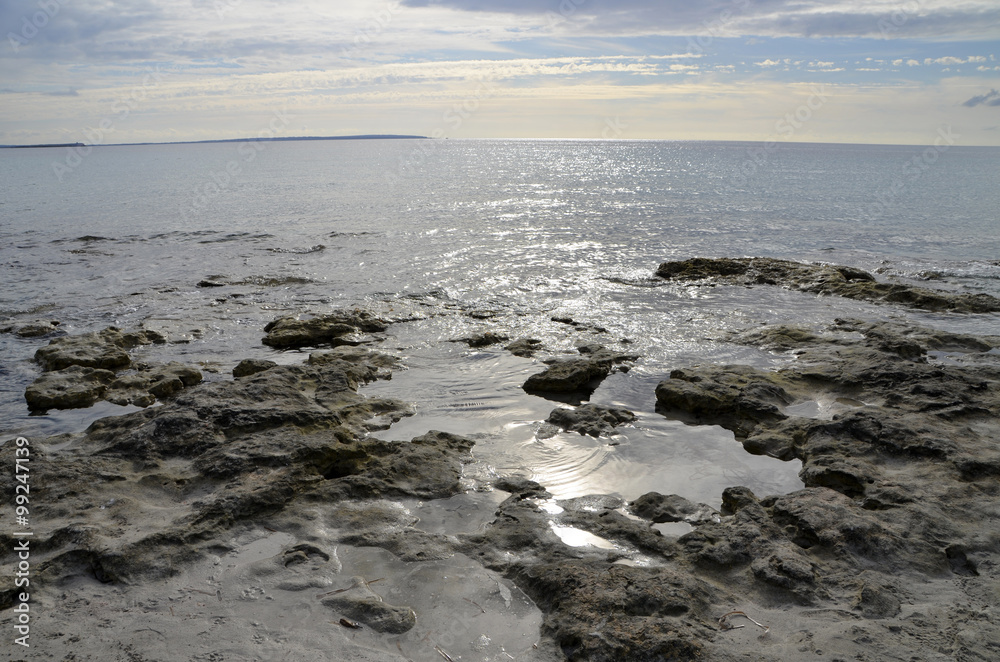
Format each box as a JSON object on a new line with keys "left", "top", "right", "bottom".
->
{"left": 3, "top": 139, "right": 1000, "bottom": 508}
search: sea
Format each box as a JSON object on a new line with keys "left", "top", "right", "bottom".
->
{"left": 2, "top": 139, "right": 999, "bottom": 512}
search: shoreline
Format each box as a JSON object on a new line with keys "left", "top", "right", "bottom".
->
{"left": 2, "top": 258, "right": 999, "bottom": 660}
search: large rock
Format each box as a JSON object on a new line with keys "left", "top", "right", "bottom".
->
{"left": 522, "top": 346, "right": 638, "bottom": 400}
{"left": 1, "top": 319, "right": 61, "bottom": 338}
{"left": 33, "top": 327, "right": 165, "bottom": 372}
{"left": 262, "top": 309, "right": 389, "bottom": 349}
{"left": 631, "top": 492, "right": 719, "bottom": 525}
{"left": 104, "top": 363, "right": 204, "bottom": 407}
{"left": 24, "top": 365, "right": 116, "bottom": 411}
{"left": 655, "top": 364, "right": 793, "bottom": 438}
{"left": 655, "top": 257, "right": 1000, "bottom": 313}
{"left": 1, "top": 347, "right": 437, "bottom": 588}
{"left": 545, "top": 403, "right": 636, "bottom": 437}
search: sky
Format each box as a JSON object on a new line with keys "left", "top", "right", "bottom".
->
{"left": 1, "top": 0, "right": 999, "bottom": 145}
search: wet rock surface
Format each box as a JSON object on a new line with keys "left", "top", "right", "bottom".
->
{"left": 5, "top": 307, "right": 1000, "bottom": 661}
{"left": 25, "top": 328, "right": 198, "bottom": 411}
{"left": 656, "top": 257, "right": 1000, "bottom": 313}
{"left": 649, "top": 318, "right": 1000, "bottom": 658}
{"left": 544, "top": 403, "right": 636, "bottom": 437}
{"left": 1, "top": 319, "right": 61, "bottom": 338}
{"left": 522, "top": 345, "right": 639, "bottom": 402}
{"left": 34, "top": 326, "right": 165, "bottom": 372}
{"left": 262, "top": 309, "right": 390, "bottom": 349}
{"left": 506, "top": 337, "right": 545, "bottom": 357}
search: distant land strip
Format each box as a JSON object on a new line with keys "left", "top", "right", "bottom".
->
{"left": 0, "top": 135, "right": 429, "bottom": 149}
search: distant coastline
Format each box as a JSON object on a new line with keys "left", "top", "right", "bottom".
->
{"left": 0, "top": 135, "right": 428, "bottom": 149}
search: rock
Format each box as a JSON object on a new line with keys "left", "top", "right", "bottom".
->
{"left": 522, "top": 346, "right": 638, "bottom": 400}
{"left": 33, "top": 327, "right": 165, "bottom": 373}
{"left": 655, "top": 257, "right": 1000, "bottom": 313}
{"left": 24, "top": 365, "right": 116, "bottom": 411}
{"left": 655, "top": 364, "right": 793, "bottom": 438}
{"left": 262, "top": 309, "right": 389, "bottom": 349}
{"left": 144, "top": 363, "right": 204, "bottom": 398}
{"left": 494, "top": 476, "right": 550, "bottom": 497}
{"left": 321, "top": 578, "right": 417, "bottom": 634}
{"left": 1, "top": 319, "right": 61, "bottom": 338}
{"left": 34, "top": 328, "right": 132, "bottom": 372}
{"left": 505, "top": 337, "right": 544, "bottom": 357}
{"left": 3, "top": 345, "right": 441, "bottom": 588}
{"left": 854, "top": 580, "right": 902, "bottom": 619}
{"left": 94, "top": 363, "right": 203, "bottom": 409}
{"left": 545, "top": 403, "right": 636, "bottom": 437}
{"left": 233, "top": 358, "right": 278, "bottom": 378}
{"left": 631, "top": 492, "right": 719, "bottom": 525}
{"left": 103, "top": 374, "right": 158, "bottom": 408}
{"left": 452, "top": 331, "right": 509, "bottom": 348}
{"left": 523, "top": 358, "right": 610, "bottom": 396}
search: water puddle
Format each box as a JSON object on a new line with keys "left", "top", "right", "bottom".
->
{"left": 549, "top": 524, "right": 617, "bottom": 550}
{"left": 364, "top": 336, "right": 804, "bottom": 509}
{"left": 783, "top": 396, "right": 866, "bottom": 420}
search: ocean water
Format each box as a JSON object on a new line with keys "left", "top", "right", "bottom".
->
{"left": 2, "top": 139, "right": 999, "bottom": 507}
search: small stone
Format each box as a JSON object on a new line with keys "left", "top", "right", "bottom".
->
{"left": 233, "top": 359, "right": 278, "bottom": 378}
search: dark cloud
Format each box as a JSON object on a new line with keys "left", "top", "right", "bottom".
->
{"left": 401, "top": 0, "right": 1000, "bottom": 39}
{"left": 963, "top": 90, "right": 1000, "bottom": 107}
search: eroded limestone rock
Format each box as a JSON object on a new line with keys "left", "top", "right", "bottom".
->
{"left": 655, "top": 257, "right": 1000, "bottom": 313}
{"left": 262, "top": 309, "right": 390, "bottom": 349}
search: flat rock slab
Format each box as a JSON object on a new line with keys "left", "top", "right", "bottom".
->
{"left": 0, "top": 319, "right": 61, "bottom": 338}
{"left": 522, "top": 346, "right": 638, "bottom": 401}
{"left": 262, "top": 309, "right": 390, "bottom": 349}
{"left": 631, "top": 492, "right": 720, "bottom": 525}
{"left": 655, "top": 257, "right": 1000, "bottom": 313}
{"left": 24, "top": 365, "right": 116, "bottom": 411}
{"left": 545, "top": 403, "right": 636, "bottom": 437}
{"left": 33, "top": 326, "right": 166, "bottom": 372}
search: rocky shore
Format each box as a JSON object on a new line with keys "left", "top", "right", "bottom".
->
{"left": 2, "top": 260, "right": 999, "bottom": 661}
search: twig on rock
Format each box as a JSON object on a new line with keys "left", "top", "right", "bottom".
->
{"left": 719, "top": 610, "right": 770, "bottom": 635}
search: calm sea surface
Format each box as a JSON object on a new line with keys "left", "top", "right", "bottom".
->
{"left": 2, "top": 139, "right": 998, "bottom": 506}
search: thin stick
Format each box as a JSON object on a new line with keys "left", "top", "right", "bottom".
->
{"left": 463, "top": 597, "right": 487, "bottom": 614}
{"left": 434, "top": 645, "right": 455, "bottom": 662}
{"left": 316, "top": 577, "right": 385, "bottom": 599}
{"left": 719, "top": 610, "right": 770, "bottom": 634}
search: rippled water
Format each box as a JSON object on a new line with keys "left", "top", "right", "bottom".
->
{"left": 3, "top": 139, "right": 999, "bottom": 507}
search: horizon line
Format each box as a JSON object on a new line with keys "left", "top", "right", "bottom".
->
{"left": 2, "top": 135, "right": 998, "bottom": 149}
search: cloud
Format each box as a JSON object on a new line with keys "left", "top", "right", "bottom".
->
{"left": 400, "top": 0, "right": 1000, "bottom": 40}
{"left": 963, "top": 89, "right": 1000, "bottom": 107}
